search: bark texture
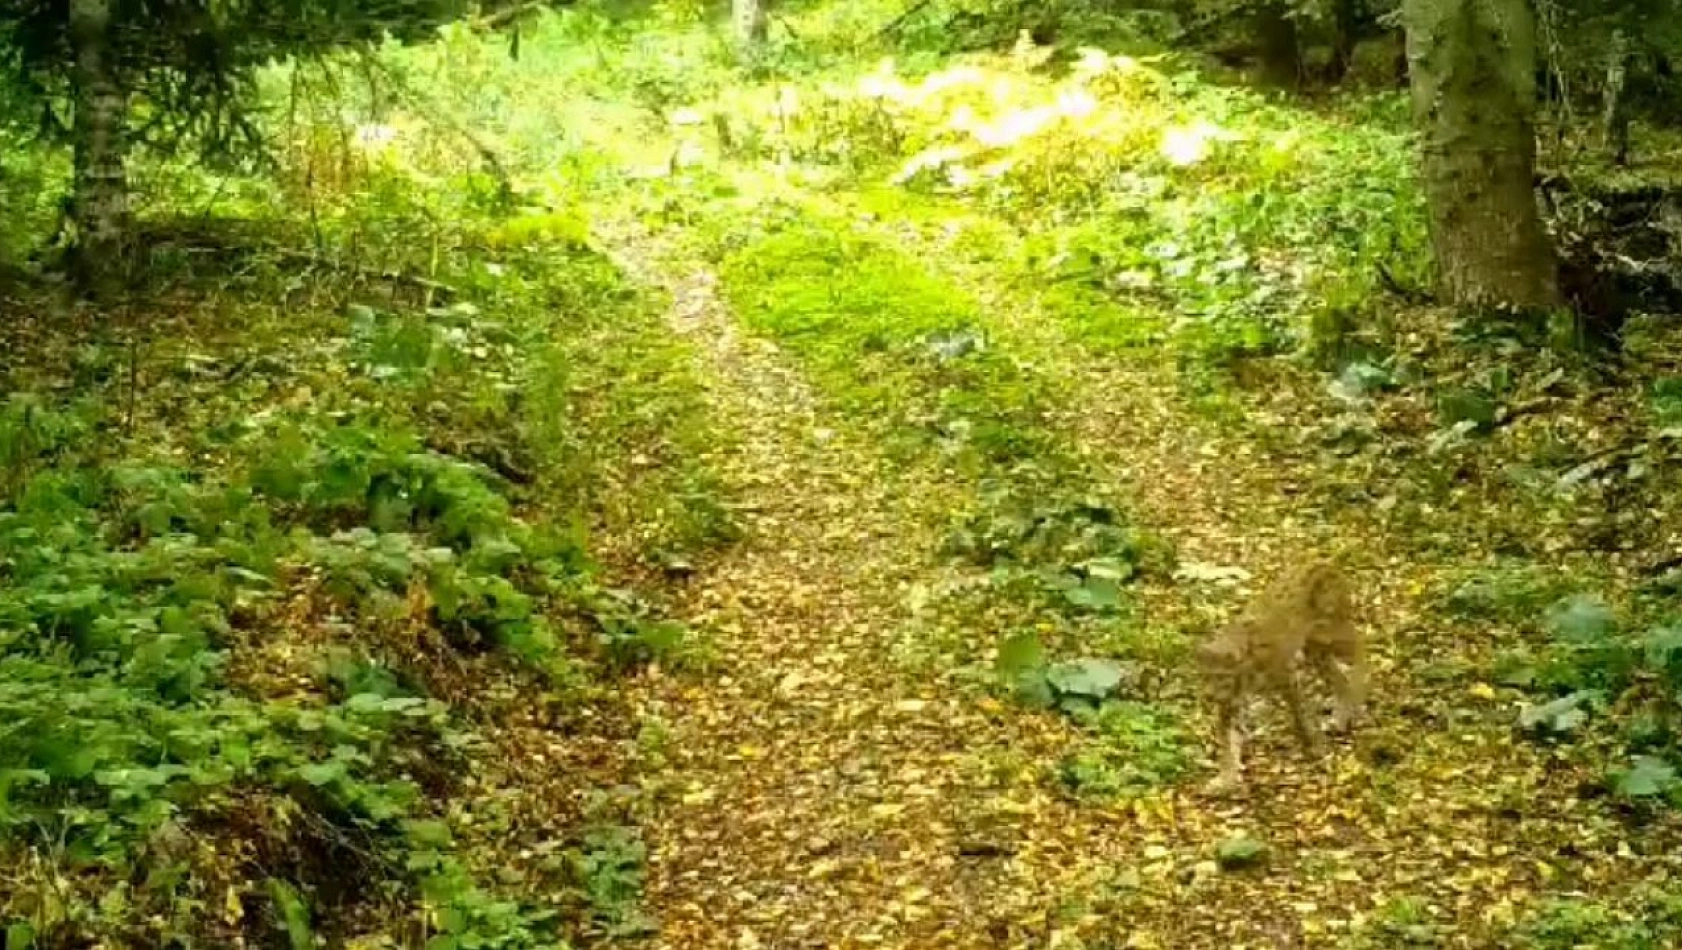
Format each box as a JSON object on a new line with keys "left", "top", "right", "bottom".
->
{"left": 1254, "top": 1, "right": 1301, "bottom": 88}
{"left": 731, "top": 0, "right": 768, "bottom": 52}
{"left": 1404, "top": 0, "right": 1560, "bottom": 308}
{"left": 68, "top": 0, "right": 130, "bottom": 293}
{"left": 1602, "top": 28, "right": 1631, "bottom": 165}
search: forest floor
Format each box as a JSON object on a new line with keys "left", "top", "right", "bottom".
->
{"left": 538, "top": 113, "right": 1682, "bottom": 947}
{"left": 13, "top": 8, "right": 1682, "bottom": 949}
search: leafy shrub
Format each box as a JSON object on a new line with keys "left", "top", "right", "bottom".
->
{"left": 1443, "top": 562, "right": 1571, "bottom": 623}
{"left": 0, "top": 395, "right": 96, "bottom": 498}
{"left": 569, "top": 825, "right": 654, "bottom": 937}
{"left": 1056, "top": 701, "right": 1190, "bottom": 799}
{"left": 1507, "top": 894, "right": 1682, "bottom": 949}
{"left": 947, "top": 474, "right": 1171, "bottom": 612}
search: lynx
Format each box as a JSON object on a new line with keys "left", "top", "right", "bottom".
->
{"left": 1198, "top": 560, "right": 1368, "bottom": 788}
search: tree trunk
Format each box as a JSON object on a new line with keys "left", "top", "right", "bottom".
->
{"left": 1254, "top": 1, "right": 1301, "bottom": 88}
{"left": 731, "top": 0, "right": 768, "bottom": 53}
{"left": 68, "top": 0, "right": 130, "bottom": 294}
{"left": 1326, "top": 0, "right": 1360, "bottom": 85}
{"left": 1404, "top": 0, "right": 1560, "bottom": 309}
{"left": 1602, "top": 28, "right": 1631, "bottom": 166}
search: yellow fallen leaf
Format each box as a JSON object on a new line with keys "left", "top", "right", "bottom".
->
{"left": 895, "top": 699, "right": 928, "bottom": 713}
{"left": 808, "top": 859, "right": 840, "bottom": 879}
{"left": 871, "top": 802, "right": 906, "bottom": 819}
{"left": 682, "top": 786, "right": 716, "bottom": 806}
{"left": 1469, "top": 682, "right": 1497, "bottom": 700}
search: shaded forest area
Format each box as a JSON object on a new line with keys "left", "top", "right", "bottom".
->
{"left": 6, "top": 0, "right": 1682, "bottom": 947}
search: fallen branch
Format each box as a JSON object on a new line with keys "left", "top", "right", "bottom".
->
{"left": 473, "top": 0, "right": 553, "bottom": 30}
{"left": 868, "top": 0, "right": 934, "bottom": 44}
{"left": 270, "top": 247, "right": 460, "bottom": 298}
{"left": 356, "top": 52, "right": 517, "bottom": 206}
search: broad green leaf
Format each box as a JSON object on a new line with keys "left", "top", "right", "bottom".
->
{"left": 404, "top": 819, "right": 454, "bottom": 849}
{"left": 1083, "top": 557, "right": 1135, "bottom": 581}
{"left": 995, "top": 632, "right": 1045, "bottom": 679}
{"left": 1063, "top": 574, "right": 1122, "bottom": 611}
{"left": 1543, "top": 595, "right": 1616, "bottom": 644}
{"left": 1012, "top": 672, "right": 1055, "bottom": 709}
{"left": 1518, "top": 691, "right": 1593, "bottom": 734}
{"left": 1612, "top": 756, "right": 1678, "bottom": 798}
{"left": 296, "top": 760, "right": 346, "bottom": 788}
{"left": 1046, "top": 658, "right": 1126, "bottom": 699}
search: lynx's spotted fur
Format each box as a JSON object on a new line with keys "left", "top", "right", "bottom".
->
{"left": 1198, "top": 560, "right": 1368, "bottom": 788}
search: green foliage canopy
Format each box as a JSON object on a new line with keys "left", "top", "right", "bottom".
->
{"left": 0, "top": 0, "right": 466, "bottom": 161}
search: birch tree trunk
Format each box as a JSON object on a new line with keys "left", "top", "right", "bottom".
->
{"left": 1404, "top": 0, "right": 1560, "bottom": 308}
{"left": 732, "top": 0, "right": 768, "bottom": 53}
{"left": 1602, "top": 28, "right": 1632, "bottom": 165}
{"left": 68, "top": 0, "right": 130, "bottom": 294}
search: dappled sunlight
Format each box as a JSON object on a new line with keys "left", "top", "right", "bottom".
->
{"left": 7, "top": 0, "right": 1682, "bottom": 945}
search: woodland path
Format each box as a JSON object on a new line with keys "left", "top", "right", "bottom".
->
{"left": 601, "top": 222, "right": 1030, "bottom": 946}
{"left": 549, "top": 127, "right": 1682, "bottom": 944}
{"left": 582, "top": 208, "right": 1595, "bottom": 949}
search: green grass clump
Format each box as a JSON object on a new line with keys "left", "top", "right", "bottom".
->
{"left": 717, "top": 209, "right": 1057, "bottom": 469}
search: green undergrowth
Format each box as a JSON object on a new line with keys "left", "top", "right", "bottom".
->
{"left": 710, "top": 201, "right": 1060, "bottom": 470}
{"left": 701, "top": 196, "right": 1188, "bottom": 755}
{"left": 0, "top": 158, "right": 723, "bottom": 944}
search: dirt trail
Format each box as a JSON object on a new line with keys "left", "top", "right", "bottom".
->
{"left": 583, "top": 203, "right": 1681, "bottom": 948}
{"left": 588, "top": 217, "right": 1460, "bottom": 949}
{"left": 602, "top": 226, "right": 1043, "bottom": 948}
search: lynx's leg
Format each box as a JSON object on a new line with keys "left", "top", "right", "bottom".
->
{"left": 1307, "top": 646, "right": 1352, "bottom": 733}
{"left": 1210, "top": 692, "right": 1245, "bottom": 789}
{"left": 1321, "top": 628, "right": 1368, "bottom": 732}
{"left": 1282, "top": 670, "right": 1324, "bottom": 755}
